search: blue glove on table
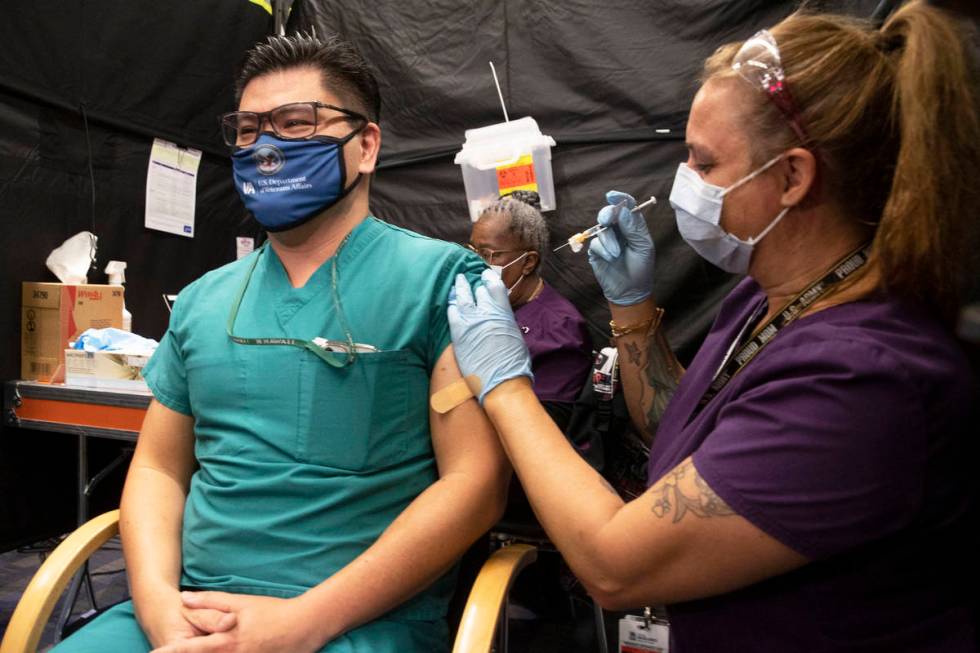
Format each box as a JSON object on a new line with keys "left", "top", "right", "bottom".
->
{"left": 447, "top": 269, "right": 533, "bottom": 404}
{"left": 588, "top": 190, "right": 655, "bottom": 305}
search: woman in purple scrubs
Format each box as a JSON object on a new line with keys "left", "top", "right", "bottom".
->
{"left": 467, "top": 192, "right": 593, "bottom": 429}
{"left": 447, "top": 2, "right": 979, "bottom": 651}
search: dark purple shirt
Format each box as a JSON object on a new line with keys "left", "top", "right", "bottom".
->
{"left": 648, "top": 278, "right": 976, "bottom": 652}
{"left": 514, "top": 282, "right": 592, "bottom": 403}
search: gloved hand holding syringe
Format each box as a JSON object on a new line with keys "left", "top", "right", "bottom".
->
{"left": 554, "top": 195, "right": 657, "bottom": 252}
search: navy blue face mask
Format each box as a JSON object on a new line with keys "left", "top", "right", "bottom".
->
{"left": 232, "top": 128, "right": 362, "bottom": 232}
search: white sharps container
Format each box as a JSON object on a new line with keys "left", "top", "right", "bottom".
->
{"left": 454, "top": 117, "right": 557, "bottom": 222}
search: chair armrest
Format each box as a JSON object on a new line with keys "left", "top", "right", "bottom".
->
{"left": 452, "top": 543, "right": 537, "bottom": 653}
{"left": 0, "top": 510, "right": 121, "bottom": 653}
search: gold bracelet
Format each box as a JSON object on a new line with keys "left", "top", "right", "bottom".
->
{"left": 610, "top": 307, "right": 665, "bottom": 338}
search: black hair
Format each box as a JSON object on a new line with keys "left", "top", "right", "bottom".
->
{"left": 500, "top": 189, "right": 542, "bottom": 210}
{"left": 235, "top": 31, "right": 381, "bottom": 122}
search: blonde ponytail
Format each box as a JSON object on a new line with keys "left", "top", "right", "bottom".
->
{"left": 876, "top": 1, "right": 979, "bottom": 320}
{"left": 703, "top": 1, "right": 980, "bottom": 320}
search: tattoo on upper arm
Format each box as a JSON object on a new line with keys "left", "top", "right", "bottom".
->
{"left": 649, "top": 459, "right": 734, "bottom": 523}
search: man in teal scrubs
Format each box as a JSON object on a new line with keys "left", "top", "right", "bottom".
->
{"left": 53, "top": 33, "right": 508, "bottom": 653}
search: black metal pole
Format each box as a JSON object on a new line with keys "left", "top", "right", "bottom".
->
{"left": 871, "top": 0, "right": 902, "bottom": 26}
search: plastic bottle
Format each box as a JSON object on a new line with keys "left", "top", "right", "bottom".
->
{"left": 105, "top": 260, "right": 132, "bottom": 332}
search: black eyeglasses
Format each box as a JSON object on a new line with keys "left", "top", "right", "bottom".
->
{"left": 219, "top": 101, "right": 368, "bottom": 147}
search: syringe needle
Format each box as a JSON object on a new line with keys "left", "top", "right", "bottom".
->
{"left": 631, "top": 196, "right": 657, "bottom": 212}
{"left": 553, "top": 196, "right": 656, "bottom": 252}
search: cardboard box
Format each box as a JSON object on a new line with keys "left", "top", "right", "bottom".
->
{"left": 21, "top": 283, "right": 124, "bottom": 382}
{"left": 64, "top": 349, "right": 150, "bottom": 391}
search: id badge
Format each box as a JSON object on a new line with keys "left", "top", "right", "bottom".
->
{"left": 619, "top": 614, "right": 669, "bottom": 653}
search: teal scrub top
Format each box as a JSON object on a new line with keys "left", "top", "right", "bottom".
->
{"left": 143, "top": 217, "right": 485, "bottom": 646}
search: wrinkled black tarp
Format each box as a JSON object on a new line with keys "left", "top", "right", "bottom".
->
{"left": 0, "top": 0, "right": 913, "bottom": 548}
{"left": 0, "top": 0, "right": 271, "bottom": 549}
{"left": 290, "top": 0, "right": 880, "bottom": 359}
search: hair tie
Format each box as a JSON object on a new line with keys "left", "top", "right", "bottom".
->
{"left": 875, "top": 32, "right": 904, "bottom": 54}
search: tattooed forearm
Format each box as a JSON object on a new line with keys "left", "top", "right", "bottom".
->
{"left": 628, "top": 327, "right": 680, "bottom": 435}
{"left": 624, "top": 341, "right": 642, "bottom": 366}
{"left": 613, "top": 310, "right": 685, "bottom": 444}
{"left": 649, "top": 459, "right": 734, "bottom": 523}
{"left": 644, "top": 329, "right": 682, "bottom": 428}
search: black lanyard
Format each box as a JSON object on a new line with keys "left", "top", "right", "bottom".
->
{"left": 689, "top": 244, "right": 870, "bottom": 422}
{"left": 226, "top": 240, "right": 358, "bottom": 368}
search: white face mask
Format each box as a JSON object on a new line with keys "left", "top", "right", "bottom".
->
{"left": 490, "top": 251, "right": 530, "bottom": 295}
{"left": 668, "top": 154, "right": 790, "bottom": 274}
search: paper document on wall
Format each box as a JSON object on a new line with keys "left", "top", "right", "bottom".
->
{"left": 145, "top": 138, "right": 202, "bottom": 238}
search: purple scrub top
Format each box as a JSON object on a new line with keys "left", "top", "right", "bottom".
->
{"left": 514, "top": 282, "right": 593, "bottom": 403}
{"left": 648, "top": 278, "right": 976, "bottom": 652}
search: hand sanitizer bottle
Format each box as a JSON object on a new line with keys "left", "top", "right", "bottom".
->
{"left": 105, "top": 260, "right": 132, "bottom": 332}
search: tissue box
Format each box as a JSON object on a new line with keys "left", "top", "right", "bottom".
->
{"left": 64, "top": 349, "right": 150, "bottom": 391}
{"left": 21, "top": 283, "right": 124, "bottom": 382}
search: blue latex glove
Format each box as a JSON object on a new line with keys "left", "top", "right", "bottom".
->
{"left": 447, "top": 269, "right": 533, "bottom": 404}
{"left": 587, "top": 190, "right": 655, "bottom": 305}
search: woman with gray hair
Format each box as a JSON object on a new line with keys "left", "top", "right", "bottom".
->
{"left": 468, "top": 191, "right": 592, "bottom": 423}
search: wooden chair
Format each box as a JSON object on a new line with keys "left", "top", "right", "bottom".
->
{"left": 0, "top": 510, "right": 537, "bottom": 653}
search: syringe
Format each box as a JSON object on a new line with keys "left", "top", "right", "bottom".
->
{"left": 554, "top": 196, "right": 657, "bottom": 252}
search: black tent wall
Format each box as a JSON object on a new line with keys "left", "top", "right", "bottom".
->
{"left": 0, "top": 1, "right": 271, "bottom": 549}
{"left": 9, "top": 0, "right": 974, "bottom": 549}
{"left": 289, "top": 0, "right": 881, "bottom": 358}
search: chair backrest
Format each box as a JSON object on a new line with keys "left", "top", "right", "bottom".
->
{"left": 451, "top": 544, "right": 537, "bottom": 653}
{"left": 0, "top": 510, "right": 120, "bottom": 653}
{"left": 446, "top": 537, "right": 492, "bottom": 634}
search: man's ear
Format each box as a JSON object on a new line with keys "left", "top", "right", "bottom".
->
{"left": 356, "top": 122, "right": 382, "bottom": 174}
{"left": 780, "top": 147, "right": 817, "bottom": 207}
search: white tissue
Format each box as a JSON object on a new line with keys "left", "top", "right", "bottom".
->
{"left": 46, "top": 231, "right": 97, "bottom": 284}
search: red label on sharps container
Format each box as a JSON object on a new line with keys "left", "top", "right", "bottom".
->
{"left": 496, "top": 154, "right": 538, "bottom": 194}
